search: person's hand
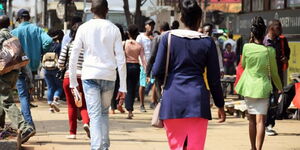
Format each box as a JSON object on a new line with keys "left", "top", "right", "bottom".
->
{"left": 70, "top": 86, "right": 80, "bottom": 97}
{"left": 116, "top": 92, "right": 126, "bottom": 106}
{"left": 278, "top": 90, "right": 283, "bottom": 94}
{"left": 217, "top": 107, "right": 226, "bottom": 123}
{"left": 224, "top": 58, "right": 228, "bottom": 62}
{"left": 281, "top": 56, "right": 288, "bottom": 64}
{"left": 146, "top": 77, "right": 151, "bottom": 84}
{"left": 29, "top": 88, "right": 34, "bottom": 94}
{"left": 220, "top": 71, "right": 225, "bottom": 79}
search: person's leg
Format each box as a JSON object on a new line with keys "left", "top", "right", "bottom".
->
{"left": 150, "top": 84, "right": 158, "bottom": 109}
{"left": 78, "top": 79, "right": 90, "bottom": 125}
{"left": 125, "top": 64, "right": 139, "bottom": 119}
{"left": 44, "top": 70, "right": 55, "bottom": 105}
{"left": 0, "top": 106, "right": 5, "bottom": 128}
{"left": 248, "top": 114, "right": 257, "bottom": 150}
{"left": 0, "top": 72, "right": 35, "bottom": 143}
{"left": 53, "top": 70, "right": 63, "bottom": 101}
{"left": 63, "top": 78, "right": 77, "bottom": 136}
{"left": 16, "top": 74, "right": 35, "bottom": 127}
{"left": 256, "top": 114, "right": 266, "bottom": 150}
{"left": 186, "top": 118, "right": 208, "bottom": 150}
{"left": 163, "top": 119, "right": 187, "bottom": 150}
{"left": 99, "top": 80, "right": 115, "bottom": 149}
{"left": 139, "top": 66, "right": 146, "bottom": 112}
{"left": 83, "top": 79, "right": 114, "bottom": 150}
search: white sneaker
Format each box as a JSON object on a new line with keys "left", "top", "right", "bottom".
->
{"left": 66, "top": 134, "right": 76, "bottom": 139}
{"left": 51, "top": 102, "right": 60, "bottom": 112}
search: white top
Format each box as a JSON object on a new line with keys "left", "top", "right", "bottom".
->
{"left": 136, "top": 33, "right": 152, "bottom": 62}
{"left": 223, "top": 38, "right": 236, "bottom": 52}
{"left": 68, "top": 19, "right": 127, "bottom": 92}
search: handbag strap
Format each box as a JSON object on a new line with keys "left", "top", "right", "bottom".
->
{"left": 162, "top": 32, "right": 172, "bottom": 88}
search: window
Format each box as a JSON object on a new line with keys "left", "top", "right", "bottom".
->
{"left": 252, "top": 0, "right": 264, "bottom": 11}
{"left": 271, "top": 0, "right": 285, "bottom": 9}
{"left": 288, "top": 0, "right": 300, "bottom": 7}
{"left": 243, "top": 0, "right": 251, "bottom": 12}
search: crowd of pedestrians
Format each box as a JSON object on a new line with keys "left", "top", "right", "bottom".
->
{"left": 0, "top": 0, "right": 294, "bottom": 149}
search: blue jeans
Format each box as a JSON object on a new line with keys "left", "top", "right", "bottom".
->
{"left": 44, "top": 69, "right": 63, "bottom": 104}
{"left": 83, "top": 79, "right": 115, "bottom": 150}
{"left": 16, "top": 74, "right": 35, "bottom": 128}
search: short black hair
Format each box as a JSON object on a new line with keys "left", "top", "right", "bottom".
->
{"left": 91, "top": 0, "right": 108, "bottom": 17}
{"left": 48, "top": 28, "right": 64, "bottom": 43}
{"left": 70, "top": 23, "right": 82, "bottom": 41}
{"left": 159, "top": 22, "right": 170, "bottom": 32}
{"left": 171, "top": 20, "right": 180, "bottom": 29}
{"left": 179, "top": 0, "right": 202, "bottom": 30}
{"left": 0, "top": 15, "right": 10, "bottom": 29}
{"left": 70, "top": 16, "right": 82, "bottom": 27}
{"left": 115, "top": 23, "right": 125, "bottom": 41}
{"left": 128, "top": 24, "right": 139, "bottom": 40}
{"left": 202, "top": 23, "right": 213, "bottom": 30}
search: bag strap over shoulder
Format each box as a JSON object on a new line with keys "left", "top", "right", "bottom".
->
{"left": 162, "top": 32, "right": 172, "bottom": 88}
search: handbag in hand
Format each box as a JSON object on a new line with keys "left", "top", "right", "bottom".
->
{"left": 151, "top": 32, "right": 172, "bottom": 128}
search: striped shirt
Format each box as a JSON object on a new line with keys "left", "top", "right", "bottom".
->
{"left": 58, "top": 42, "right": 84, "bottom": 78}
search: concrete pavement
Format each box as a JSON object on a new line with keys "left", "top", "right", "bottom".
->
{"left": 20, "top": 99, "right": 300, "bottom": 150}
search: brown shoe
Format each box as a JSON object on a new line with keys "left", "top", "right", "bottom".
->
{"left": 117, "top": 105, "right": 125, "bottom": 114}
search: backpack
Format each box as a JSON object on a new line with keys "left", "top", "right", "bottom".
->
{"left": 42, "top": 43, "right": 59, "bottom": 70}
{"left": 0, "top": 37, "right": 29, "bottom": 75}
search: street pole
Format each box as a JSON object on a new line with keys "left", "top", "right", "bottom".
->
{"left": 44, "top": 0, "right": 48, "bottom": 28}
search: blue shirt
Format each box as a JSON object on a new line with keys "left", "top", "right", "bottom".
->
{"left": 152, "top": 31, "right": 224, "bottom": 120}
{"left": 11, "top": 22, "right": 53, "bottom": 71}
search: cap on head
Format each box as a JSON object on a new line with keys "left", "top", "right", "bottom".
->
{"left": 145, "top": 19, "right": 155, "bottom": 26}
{"left": 17, "top": 9, "right": 30, "bottom": 21}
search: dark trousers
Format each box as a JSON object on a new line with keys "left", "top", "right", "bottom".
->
{"left": 111, "top": 72, "right": 120, "bottom": 110}
{"left": 125, "top": 63, "right": 140, "bottom": 111}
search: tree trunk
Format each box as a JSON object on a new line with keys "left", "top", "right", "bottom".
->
{"left": 135, "top": 0, "right": 143, "bottom": 31}
{"left": 123, "top": 0, "right": 132, "bottom": 26}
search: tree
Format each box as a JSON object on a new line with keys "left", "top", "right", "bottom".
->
{"left": 123, "top": 0, "right": 147, "bottom": 29}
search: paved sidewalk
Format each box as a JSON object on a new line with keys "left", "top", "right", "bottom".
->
{"left": 20, "top": 100, "right": 300, "bottom": 150}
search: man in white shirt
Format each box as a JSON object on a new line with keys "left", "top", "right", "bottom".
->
{"left": 136, "top": 19, "right": 155, "bottom": 112}
{"left": 68, "top": 0, "right": 127, "bottom": 149}
{"left": 223, "top": 32, "right": 236, "bottom": 53}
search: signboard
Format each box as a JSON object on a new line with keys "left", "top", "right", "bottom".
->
{"left": 288, "top": 42, "right": 300, "bottom": 83}
{"left": 206, "top": 3, "right": 241, "bottom": 13}
{"left": 235, "top": 9, "right": 300, "bottom": 38}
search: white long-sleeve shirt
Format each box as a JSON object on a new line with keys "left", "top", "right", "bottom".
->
{"left": 68, "top": 19, "right": 127, "bottom": 92}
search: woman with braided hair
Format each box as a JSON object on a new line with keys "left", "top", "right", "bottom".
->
{"left": 235, "top": 16, "right": 283, "bottom": 150}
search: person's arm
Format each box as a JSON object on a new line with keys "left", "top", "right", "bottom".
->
{"left": 58, "top": 44, "right": 68, "bottom": 70}
{"left": 39, "top": 28, "right": 53, "bottom": 53}
{"left": 207, "top": 39, "right": 224, "bottom": 108}
{"left": 269, "top": 47, "right": 283, "bottom": 91}
{"left": 140, "top": 46, "right": 147, "bottom": 72}
{"left": 152, "top": 33, "right": 168, "bottom": 85}
{"left": 146, "top": 37, "right": 159, "bottom": 77}
{"left": 114, "top": 29, "right": 127, "bottom": 93}
{"left": 69, "top": 28, "right": 83, "bottom": 88}
{"left": 284, "top": 37, "right": 290, "bottom": 60}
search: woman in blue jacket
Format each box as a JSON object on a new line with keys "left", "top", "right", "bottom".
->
{"left": 152, "top": 0, "right": 226, "bottom": 149}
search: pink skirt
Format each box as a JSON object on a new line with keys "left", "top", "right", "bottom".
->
{"left": 163, "top": 118, "right": 208, "bottom": 150}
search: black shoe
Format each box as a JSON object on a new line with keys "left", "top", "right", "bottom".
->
{"left": 21, "top": 128, "right": 36, "bottom": 144}
{"left": 30, "top": 103, "right": 38, "bottom": 108}
{"left": 140, "top": 105, "right": 147, "bottom": 112}
{"left": 149, "top": 103, "right": 157, "bottom": 109}
{"left": 83, "top": 124, "right": 90, "bottom": 139}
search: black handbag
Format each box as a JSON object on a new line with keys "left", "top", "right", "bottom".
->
{"left": 56, "top": 44, "right": 70, "bottom": 79}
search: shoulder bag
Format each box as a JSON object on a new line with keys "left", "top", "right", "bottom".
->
{"left": 151, "top": 32, "right": 172, "bottom": 128}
